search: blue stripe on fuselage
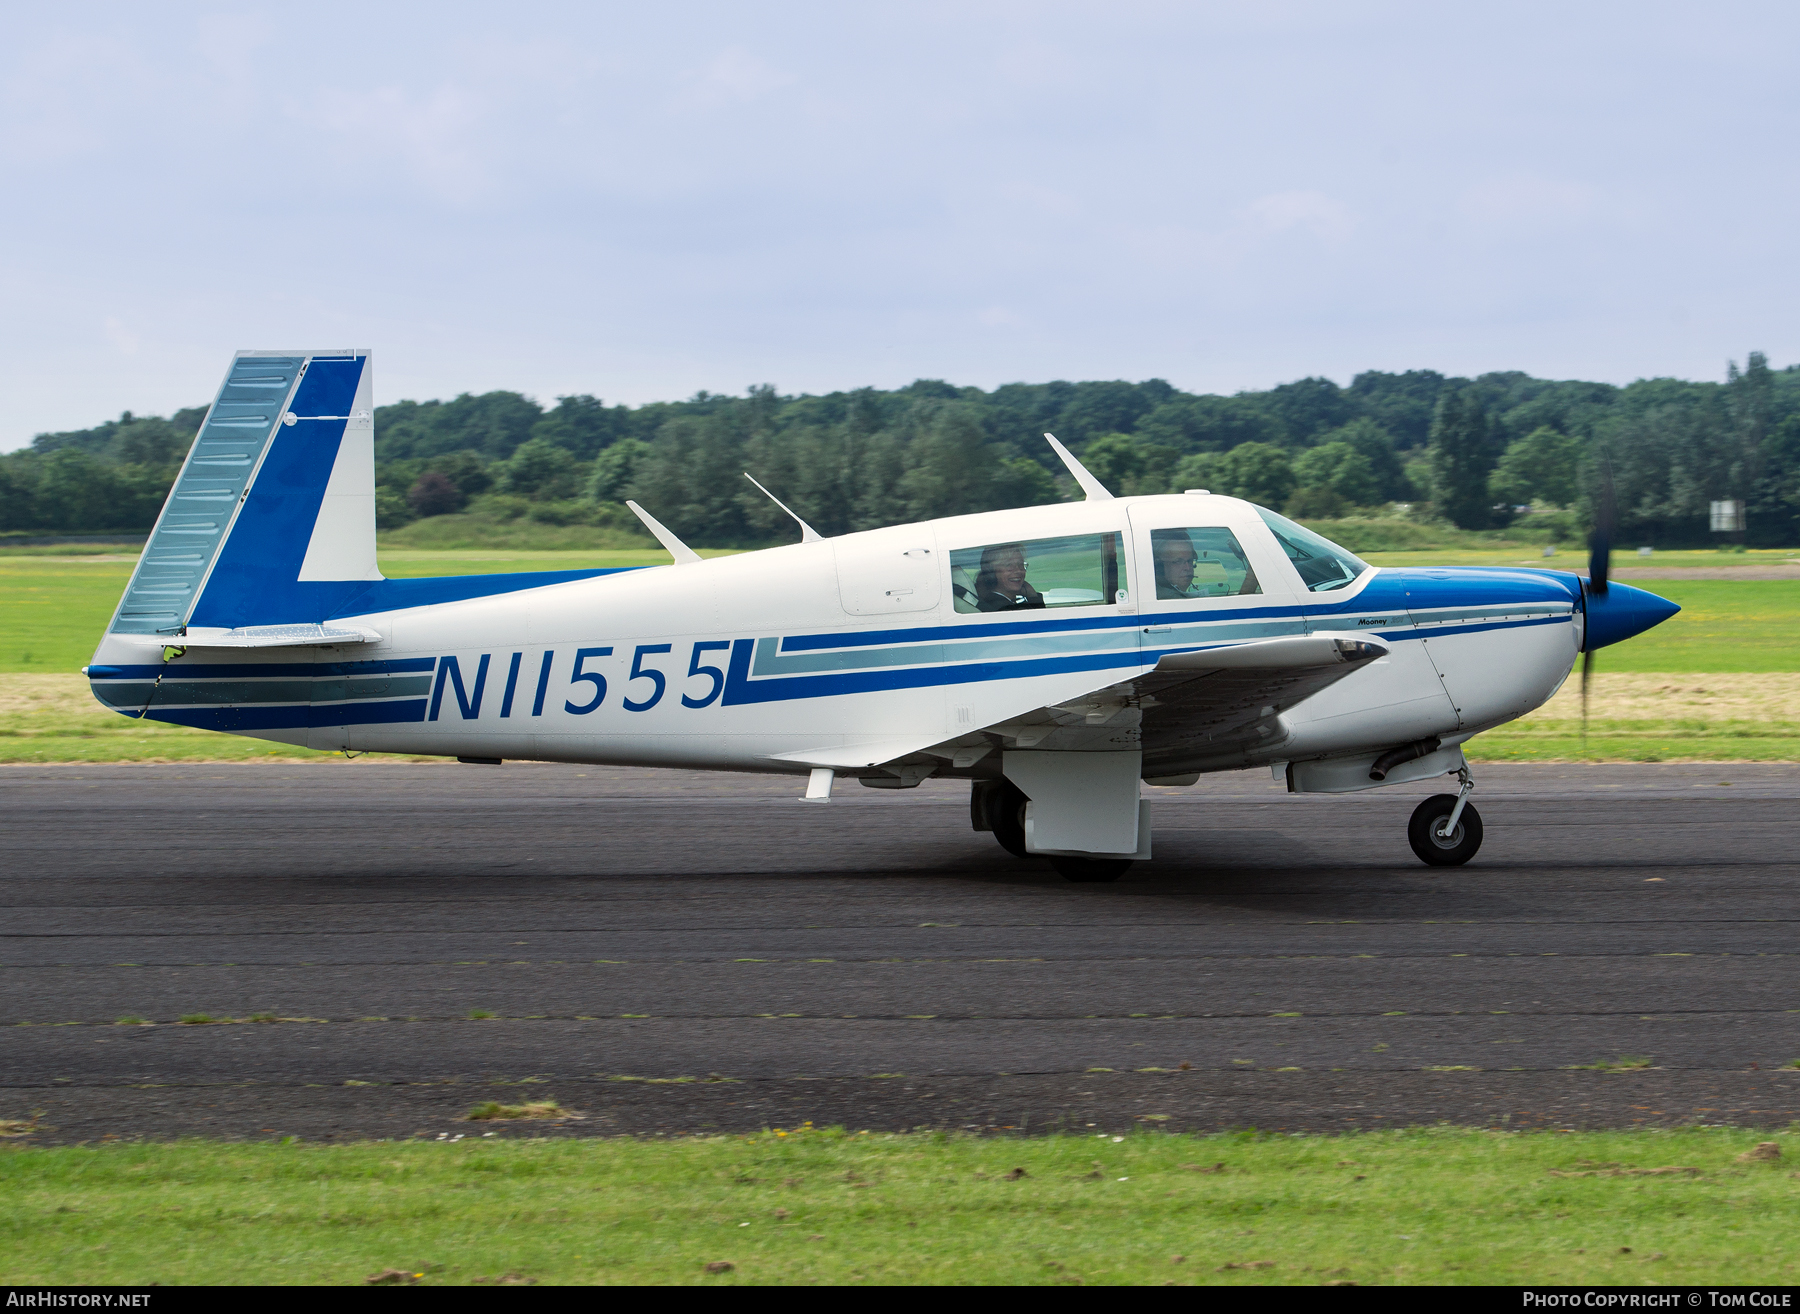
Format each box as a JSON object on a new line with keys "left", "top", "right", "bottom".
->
{"left": 779, "top": 567, "right": 1576, "bottom": 654}
{"left": 142, "top": 699, "right": 430, "bottom": 732}
{"left": 777, "top": 603, "right": 1308, "bottom": 652}
{"left": 723, "top": 636, "right": 1170, "bottom": 705}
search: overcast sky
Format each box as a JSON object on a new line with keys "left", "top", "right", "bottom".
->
{"left": 2, "top": 1, "right": 1797, "bottom": 448}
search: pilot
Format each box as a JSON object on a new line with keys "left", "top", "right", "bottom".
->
{"left": 973, "top": 543, "right": 1045, "bottom": 611}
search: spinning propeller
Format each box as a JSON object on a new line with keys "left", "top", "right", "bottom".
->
{"left": 1580, "top": 458, "right": 1618, "bottom": 749}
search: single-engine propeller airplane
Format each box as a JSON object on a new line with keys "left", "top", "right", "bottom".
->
{"left": 85, "top": 350, "right": 1681, "bottom": 878}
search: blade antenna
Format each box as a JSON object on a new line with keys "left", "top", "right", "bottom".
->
{"left": 1043, "top": 433, "right": 1114, "bottom": 501}
{"left": 743, "top": 472, "right": 822, "bottom": 543}
{"left": 624, "top": 500, "right": 702, "bottom": 565}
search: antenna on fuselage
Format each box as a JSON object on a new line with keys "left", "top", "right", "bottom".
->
{"left": 743, "top": 472, "right": 823, "bottom": 543}
{"left": 624, "top": 500, "right": 702, "bottom": 566}
{"left": 1043, "top": 433, "right": 1114, "bottom": 501}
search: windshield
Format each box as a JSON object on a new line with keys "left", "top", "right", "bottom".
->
{"left": 1254, "top": 506, "right": 1368, "bottom": 592}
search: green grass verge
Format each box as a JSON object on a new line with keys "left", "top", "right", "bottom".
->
{"left": 1466, "top": 725, "right": 1800, "bottom": 763}
{"left": 0, "top": 716, "right": 370, "bottom": 763}
{"left": 1589, "top": 581, "right": 1800, "bottom": 673}
{"left": 3, "top": 557, "right": 137, "bottom": 676}
{"left": 1357, "top": 546, "right": 1800, "bottom": 569}
{"left": 0, "top": 542, "right": 145, "bottom": 556}
{"left": 2, "top": 1128, "right": 1795, "bottom": 1286}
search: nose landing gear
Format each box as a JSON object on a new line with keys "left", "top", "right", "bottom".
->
{"left": 1407, "top": 767, "right": 1483, "bottom": 866}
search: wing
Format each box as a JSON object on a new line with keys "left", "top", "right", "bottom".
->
{"left": 765, "top": 634, "right": 1386, "bottom": 784}
{"left": 931, "top": 634, "right": 1388, "bottom": 778}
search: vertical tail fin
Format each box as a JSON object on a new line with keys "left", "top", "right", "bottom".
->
{"left": 104, "top": 349, "right": 378, "bottom": 640}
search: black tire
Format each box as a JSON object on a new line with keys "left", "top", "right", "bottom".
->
{"left": 983, "top": 780, "right": 1029, "bottom": 858}
{"left": 1051, "top": 857, "right": 1133, "bottom": 883}
{"left": 1407, "top": 793, "right": 1483, "bottom": 867}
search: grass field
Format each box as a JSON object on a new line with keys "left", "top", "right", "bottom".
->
{"left": 0, "top": 549, "right": 720, "bottom": 676}
{"left": 1358, "top": 547, "right": 1800, "bottom": 570}
{"left": 5, "top": 671, "right": 1794, "bottom": 765}
{"left": 2, "top": 1127, "right": 1794, "bottom": 1286}
{"left": 1470, "top": 672, "right": 1800, "bottom": 762}
{"left": 4, "top": 549, "right": 1797, "bottom": 762}
{"left": 377, "top": 516, "right": 658, "bottom": 551}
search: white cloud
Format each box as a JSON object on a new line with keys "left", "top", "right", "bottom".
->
{"left": 296, "top": 84, "right": 490, "bottom": 203}
{"left": 993, "top": 40, "right": 1077, "bottom": 89}
{"left": 1458, "top": 173, "right": 1603, "bottom": 232}
{"left": 1113, "top": 192, "right": 1355, "bottom": 276}
{"left": 0, "top": 29, "right": 156, "bottom": 164}
{"left": 191, "top": 12, "right": 276, "bottom": 84}
{"left": 674, "top": 48, "right": 793, "bottom": 111}
{"left": 1241, "top": 190, "right": 1354, "bottom": 242}
{"left": 102, "top": 317, "right": 139, "bottom": 356}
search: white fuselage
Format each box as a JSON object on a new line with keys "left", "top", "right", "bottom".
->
{"left": 91, "top": 494, "right": 1581, "bottom": 783}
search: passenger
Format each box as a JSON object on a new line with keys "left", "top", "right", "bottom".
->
{"left": 1152, "top": 530, "right": 1260, "bottom": 599}
{"left": 973, "top": 543, "right": 1045, "bottom": 611}
{"left": 1154, "top": 534, "right": 1200, "bottom": 599}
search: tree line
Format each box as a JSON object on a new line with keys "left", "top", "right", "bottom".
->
{"left": 6, "top": 357, "right": 1799, "bottom": 546}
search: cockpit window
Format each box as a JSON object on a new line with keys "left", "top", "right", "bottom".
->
{"left": 950, "top": 533, "right": 1128, "bottom": 614}
{"left": 1149, "top": 527, "right": 1262, "bottom": 600}
{"left": 1253, "top": 506, "right": 1368, "bottom": 592}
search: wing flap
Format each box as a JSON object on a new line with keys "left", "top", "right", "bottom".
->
{"left": 763, "top": 739, "right": 945, "bottom": 769}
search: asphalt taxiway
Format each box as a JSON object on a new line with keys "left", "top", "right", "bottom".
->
{"left": 4, "top": 761, "right": 1796, "bottom": 1142}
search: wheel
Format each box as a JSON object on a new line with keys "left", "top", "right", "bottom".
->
{"left": 980, "top": 780, "right": 1029, "bottom": 858}
{"left": 1051, "top": 857, "right": 1133, "bottom": 883}
{"left": 1407, "top": 793, "right": 1483, "bottom": 866}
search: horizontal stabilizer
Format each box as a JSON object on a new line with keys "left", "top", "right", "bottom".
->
{"left": 1156, "top": 635, "right": 1385, "bottom": 671}
{"left": 112, "top": 623, "right": 381, "bottom": 650}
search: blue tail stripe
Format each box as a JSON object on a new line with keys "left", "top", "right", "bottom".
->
{"left": 329, "top": 569, "right": 636, "bottom": 620}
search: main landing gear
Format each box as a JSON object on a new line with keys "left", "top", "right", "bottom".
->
{"left": 970, "top": 780, "right": 1131, "bottom": 883}
{"left": 1407, "top": 767, "right": 1483, "bottom": 866}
